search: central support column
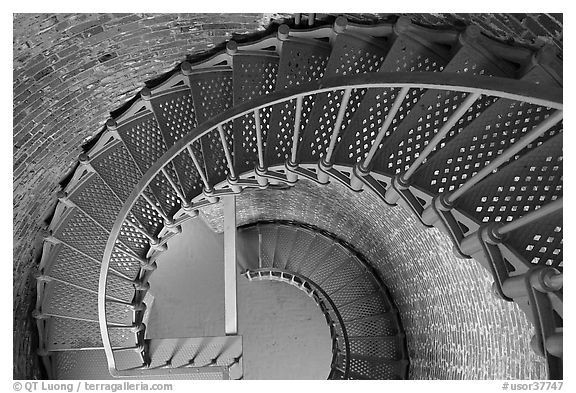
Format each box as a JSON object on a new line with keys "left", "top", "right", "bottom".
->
{"left": 223, "top": 195, "right": 238, "bottom": 335}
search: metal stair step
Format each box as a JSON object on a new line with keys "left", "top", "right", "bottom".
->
{"left": 264, "top": 38, "right": 331, "bottom": 170}
{"left": 148, "top": 86, "right": 206, "bottom": 203}
{"left": 283, "top": 228, "right": 317, "bottom": 272}
{"left": 315, "top": 257, "right": 365, "bottom": 295}
{"left": 271, "top": 225, "right": 300, "bottom": 269}
{"left": 296, "top": 32, "right": 391, "bottom": 166}
{"left": 306, "top": 243, "right": 351, "bottom": 285}
{"left": 348, "top": 354, "right": 408, "bottom": 379}
{"left": 413, "top": 64, "right": 563, "bottom": 196}
{"left": 344, "top": 313, "right": 401, "bottom": 337}
{"left": 114, "top": 115, "right": 183, "bottom": 217}
{"left": 42, "top": 281, "right": 134, "bottom": 326}
{"left": 337, "top": 292, "right": 390, "bottom": 321}
{"left": 185, "top": 68, "right": 234, "bottom": 189}
{"left": 294, "top": 233, "right": 334, "bottom": 277}
{"left": 237, "top": 226, "right": 260, "bottom": 270}
{"left": 347, "top": 335, "right": 404, "bottom": 361}
{"left": 257, "top": 224, "right": 278, "bottom": 268}
{"left": 371, "top": 36, "right": 520, "bottom": 178}
{"left": 332, "top": 31, "right": 452, "bottom": 168}
{"left": 326, "top": 271, "right": 380, "bottom": 307}
{"left": 45, "top": 317, "right": 137, "bottom": 351}
{"left": 232, "top": 53, "right": 280, "bottom": 175}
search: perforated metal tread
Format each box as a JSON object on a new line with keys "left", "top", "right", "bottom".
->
{"left": 257, "top": 225, "right": 278, "bottom": 268}
{"left": 150, "top": 89, "right": 206, "bottom": 202}
{"left": 455, "top": 134, "right": 562, "bottom": 268}
{"left": 42, "top": 280, "right": 133, "bottom": 326}
{"left": 412, "top": 65, "right": 563, "bottom": 196}
{"left": 45, "top": 317, "right": 137, "bottom": 351}
{"left": 348, "top": 355, "right": 407, "bottom": 379}
{"left": 116, "top": 116, "right": 182, "bottom": 217}
{"left": 371, "top": 40, "right": 514, "bottom": 178}
{"left": 232, "top": 54, "right": 279, "bottom": 175}
{"left": 295, "top": 234, "right": 335, "bottom": 277}
{"left": 188, "top": 69, "right": 234, "bottom": 187}
{"left": 53, "top": 350, "right": 226, "bottom": 380}
{"left": 237, "top": 227, "right": 261, "bottom": 270}
{"left": 284, "top": 229, "right": 317, "bottom": 272}
{"left": 272, "top": 226, "right": 300, "bottom": 269}
{"left": 296, "top": 33, "right": 390, "bottom": 165}
{"left": 332, "top": 32, "right": 451, "bottom": 167}
{"left": 264, "top": 39, "right": 331, "bottom": 168}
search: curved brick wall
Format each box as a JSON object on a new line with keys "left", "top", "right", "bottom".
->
{"left": 199, "top": 180, "right": 548, "bottom": 379}
{"left": 13, "top": 13, "right": 561, "bottom": 379}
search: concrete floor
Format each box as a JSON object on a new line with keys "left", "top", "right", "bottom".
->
{"left": 146, "top": 217, "right": 332, "bottom": 379}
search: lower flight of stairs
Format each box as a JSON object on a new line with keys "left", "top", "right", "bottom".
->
{"left": 239, "top": 222, "right": 409, "bottom": 379}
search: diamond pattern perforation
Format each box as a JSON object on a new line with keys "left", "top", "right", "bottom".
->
{"left": 414, "top": 102, "right": 561, "bottom": 194}
{"left": 276, "top": 40, "right": 330, "bottom": 89}
{"left": 333, "top": 35, "right": 448, "bottom": 166}
{"left": 284, "top": 230, "right": 316, "bottom": 272}
{"left": 297, "top": 35, "right": 388, "bottom": 164}
{"left": 348, "top": 337, "right": 400, "bottom": 360}
{"left": 231, "top": 55, "right": 278, "bottom": 174}
{"left": 148, "top": 171, "right": 181, "bottom": 218}
{"left": 117, "top": 221, "right": 149, "bottom": 258}
{"left": 189, "top": 72, "right": 233, "bottom": 123}
{"left": 307, "top": 247, "right": 350, "bottom": 285}
{"left": 130, "top": 196, "right": 164, "bottom": 238}
{"left": 506, "top": 210, "right": 563, "bottom": 269}
{"left": 455, "top": 134, "right": 562, "bottom": 225}
{"left": 46, "top": 318, "right": 136, "bottom": 350}
{"left": 201, "top": 127, "right": 231, "bottom": 186}
{"left": 373, "top": 45, "right": 508, "bottom": 176}
{"left": 339, "top": 295, "right": 388, "bottom": 321}
{"left": 320, "top": 261, "right": 364, "bottom": 295}
{"left": 328, "top": 274, "right": 379, "bottom": 306}
{"left": 43, "top": 281, "right": 132, "bottom": 325}
{"left": 346, "top": 314, "right": 398, "bottom": 336}
{"left": 69, "top": 174, "right": 122, "bottom": 231}
{"left": 258, "top": 225, "right": 277, "bottom": 268}
{"left": 272, "top": 226, "right": 299, "bottom": 269}
{"left": 54, "top": 350, "right": 112, "bottom": 379}
{"left": 153, "top": 91, "right": 198, "bottom": 147}
{"left": 110, "top": 247, "right": 141, "bottom": 279}
{"left": 153, "top": 91, "right": 204, "bottom": 201}
{"left": 55, "top": 208, "right": 108, "bottom": 261}
{"left": 90, "top": 141, "right": 143, "bottom": 202}
{"left": 296, "top": 236, "right": 333, "bottom": 277}
{"left": 298, "top": 88, "right": 369, "bottom": 164}
{"left": 233, "top": 106, "right": 274, "bottom": 174}
{"left": 349, "top": 356, "right": 397, "bottom": 379}
{"left": 118, "top": 114, "right": 168, "bottom": 173}
{"left": 45, "top": 245, "right": 134, "bottom": 302}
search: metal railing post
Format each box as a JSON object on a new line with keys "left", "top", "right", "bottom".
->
{"left": 223, "top": 195, "right": 238, "bottom": 335}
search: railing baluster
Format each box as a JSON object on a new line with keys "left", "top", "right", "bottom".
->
{"left": 140, "top": 193, "right": 169, "bottom": 222}
{"left": 361, "top": 86, "right": 410, "bottom": 171}
{"left": 217, "top": 124, "right": 238, "bottom": 181}
{"left": 445, "top": 110, "right": 563, "bottom": 205}
{"left": 318, "top": 88, "right": 353, "bottom": 183}
{"left": 253, "top": 109, "right": 269, "bottom": 186}
{"left": 186, "top": 144, "right": 211, "bottom": 191}
{"left": 254, "top": 109, "right": 265, "bottom": 170}
{"left": 287, "top": 96, "right": 304, "bottom": 182}
{"left": 350, "top": 86, "right": 410, "bottom": 191}
{"left": 160, "top": 166, "right": 188, "bottom": 207}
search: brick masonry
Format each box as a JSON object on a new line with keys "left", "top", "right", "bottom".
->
{"left": 13, "top": 13, "right": 562, "bottom": 379}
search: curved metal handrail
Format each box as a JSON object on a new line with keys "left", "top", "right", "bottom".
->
{"left": 98, "top": 72, "right": 563, "bottom": 375}
{"left": 244, "top": 268, "right": 351, "bottom": 379}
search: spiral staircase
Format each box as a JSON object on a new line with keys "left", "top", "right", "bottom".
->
{"left": 33, "top": 15, "right": 563, "bottom": 380}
